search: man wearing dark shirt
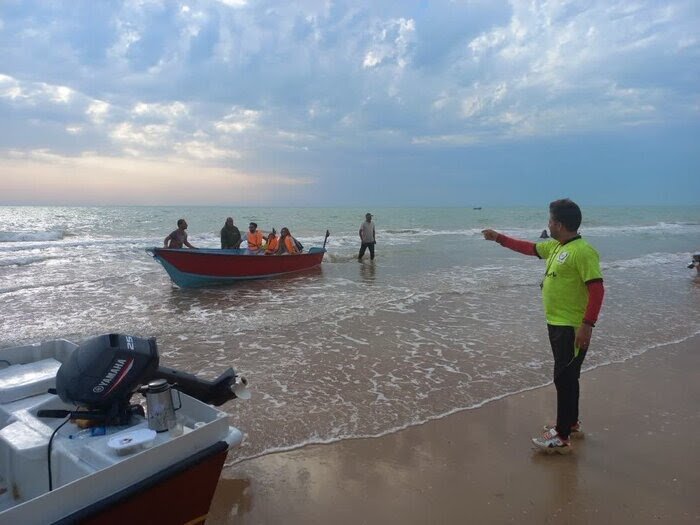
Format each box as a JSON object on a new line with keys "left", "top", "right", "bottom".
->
{"left": 221, "top": 217, "right": 242, "bottom": 249}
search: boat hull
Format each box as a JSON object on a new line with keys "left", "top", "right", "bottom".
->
{"left": 59, "top": 442, "right": 228, "bottom": 525}
{"left": 148, "top": 247, "right": 326, "bottom": 288}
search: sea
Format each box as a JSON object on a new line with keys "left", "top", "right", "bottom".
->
{"left": 1, "top": 205, "right": 699, "bottom": 468}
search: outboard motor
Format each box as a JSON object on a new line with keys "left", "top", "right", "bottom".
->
{"left": 57, "top": 334, "right": 158, "bottom": 411}
{"left": 39, "top": 333, "right": 247, "bottom": 426}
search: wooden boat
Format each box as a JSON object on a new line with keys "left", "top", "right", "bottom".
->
{"left": 0, "top": 334, "right": 247, "bottom": 524}
{"left": 147, "top": 247, "right": 327, "bottom": 288}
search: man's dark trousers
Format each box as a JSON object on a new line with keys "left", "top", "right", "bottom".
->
{"left": 548, "top": 324, "right": 587, "bottom": 440}
{"left": 358, "top": 242, "right": 375, "bottom": 260}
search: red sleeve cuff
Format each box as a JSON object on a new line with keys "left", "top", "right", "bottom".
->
{"left": 584, "top": 280, "right": 604, "bottom": 325}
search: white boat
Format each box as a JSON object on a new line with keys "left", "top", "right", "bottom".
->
{"left": 0, "top": 334, "right": 247, "bottom": 524}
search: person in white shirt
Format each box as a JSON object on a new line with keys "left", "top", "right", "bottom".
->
{"left": 358, "top": 213, "right": 376, "bottom": 261}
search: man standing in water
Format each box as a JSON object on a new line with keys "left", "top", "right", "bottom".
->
{"left": 358, "top": 213, "right": 376, "bottom": 261}
{"left": 164, "top": 219, "right": 196, "bottom": 249}
{"left": 482, "top": 199, "right": 604, "bottom": 453}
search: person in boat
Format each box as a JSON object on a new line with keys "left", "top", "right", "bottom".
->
{"left": 688, "top": 253, "right": 700, "bottom": 274}
{"left": 264, "top": 229, "right": 279, "bottom": 255}
{"left": 275, "top": 227, "right": 300, "bottom": 255}
{"left": 164, "top": 219, "right": 196, "bottom": 249}
{"left": 246, "top": 222, "right": 265, "bottom": 254}
{"left": 221, "top": 217, "right": 242, "bottom": 249}
{"left": 358, "top": 212, "right": 376, "bottom": 261}
{"left": 482, "top": 198, "right": 604, "bottom": 454}
{"left": 540, "top": 229, "right": 549, "bottom": 239}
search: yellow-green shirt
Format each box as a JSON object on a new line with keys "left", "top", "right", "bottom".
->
{"left": 536, "top": 236, "right": 603, "bottom": 326}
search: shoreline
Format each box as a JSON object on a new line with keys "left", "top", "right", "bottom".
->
{"left": 226, "top": 330, "right": 700, "bottom": 467}
{"left": 209, "top": 334, "right": 700, "bottom": 524}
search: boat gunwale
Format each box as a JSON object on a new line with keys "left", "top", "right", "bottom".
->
{"left": 147, "top": 247, "right": 326, "bottom": 258}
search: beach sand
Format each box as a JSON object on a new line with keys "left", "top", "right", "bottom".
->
{"left": 208, "top": 335, "right": 700, "bottom": 524}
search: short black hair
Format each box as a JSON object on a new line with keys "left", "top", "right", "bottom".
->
{"left": 177, "top": 218, "right": 186, "bottom": 227}
{"left": 249, "top": 222, "right": 257, "bottom": 228}
{"left": 549, "top": 199, "right": 581, "bottom": 232}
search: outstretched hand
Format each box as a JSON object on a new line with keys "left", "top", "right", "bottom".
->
{"left": 481, "top": 229, "right": 500, "bottom": 241}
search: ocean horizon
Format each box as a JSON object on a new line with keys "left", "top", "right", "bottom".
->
{"left": 1, "top": 204, "right": 699, "bottom": 465}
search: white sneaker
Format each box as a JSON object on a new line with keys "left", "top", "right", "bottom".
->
{"left": 532, "top": 431, "right": 572, "bottom": 454}
{"left": 542, "top": 421, "right": 583, "bottom": 438}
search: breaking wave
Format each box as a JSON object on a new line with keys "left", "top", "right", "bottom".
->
{"left": 0, "top": 230, "right": 65, "bottom": 242}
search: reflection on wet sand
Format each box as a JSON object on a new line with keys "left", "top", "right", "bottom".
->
{"left": 530, "top": 446, "right": 581, "bottom": 519}
{"left": 163, "top": 266, "right": 325, "bottom": 313}
{"left": 207, "top": 478, "right": 252, "bottom": 523}
{"left": 359, "top": 260, "right": 376, "bottom": 283}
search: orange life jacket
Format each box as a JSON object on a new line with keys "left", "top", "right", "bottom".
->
{"left": 282, "top": 235, "right": 299, "bottom": 254}
{"left": 265, "top": 236, "right": 279, "bottom": 254}
{"left": 247, "top": 230, "right": 264, "bottom": 250}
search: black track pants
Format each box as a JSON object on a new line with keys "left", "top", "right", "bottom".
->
{"left": 548, "top": 324, "right": 587, "bottom": 440}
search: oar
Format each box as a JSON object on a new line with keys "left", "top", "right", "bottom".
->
{"left": 322, "top": 230, "right": 330, "bottom": 249}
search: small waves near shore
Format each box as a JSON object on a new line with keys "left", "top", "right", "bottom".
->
{"left": 0, "top": 230, "right": 65, "bottom": 242}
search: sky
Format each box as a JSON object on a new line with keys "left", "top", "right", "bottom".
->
{"left": 0, "top": 0, "right": 698, "bottom": 206}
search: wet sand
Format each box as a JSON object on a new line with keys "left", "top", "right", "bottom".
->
{"left": 208, "top": 335, "right": 700, "bottom": 524}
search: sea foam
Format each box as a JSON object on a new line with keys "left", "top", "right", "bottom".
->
{"left": 0, "top": 230, "right": 64, "bottom": 242}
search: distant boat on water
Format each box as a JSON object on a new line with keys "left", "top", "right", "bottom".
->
{"left": 473, "top": 207, "right": 482, "bottom": 210}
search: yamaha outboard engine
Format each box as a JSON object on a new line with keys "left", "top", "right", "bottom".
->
{"left": 57, "top": 334, "right": 159, "bottom": 411}
{"left": 39, "top": 333, "right": 246, "bottom": 426}
{"left": 36, "top": 334, "right": 160, "bottom": 425}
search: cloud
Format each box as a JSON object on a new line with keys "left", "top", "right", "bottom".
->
{"left": 174, "top": 140, "right": 241, "bottom": 160}
{"left": 110, "top": 122, "right": 172, "bottom": 149}
{"left": 0, "top": 74, "right": 75, "bottom": 105}
{"left": 411, "top": 134, "right": 480, "bottom": 146}
{"left": 86, "top": 100, "right": 111, "bottom": 124}
{"left": 214, "top": 107, "right": 260, "bottom": 133}
{"left": 363, "top": 17, "right": 415, "bottom": 69}
{"left": 414, "top": 0, "right": 700, "bottom": 144}
{"left": 215, "top": 0, "right": 248, "bottom": 7}
{"left": 132, "top": 101, "right": 189, "bottom": 119}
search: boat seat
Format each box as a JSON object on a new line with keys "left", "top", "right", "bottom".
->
{"left": 0, "top": 418, "right": 50, "bottom": 503}
{"left": 0, "top": 359, "right": 61, "bottom": 404}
